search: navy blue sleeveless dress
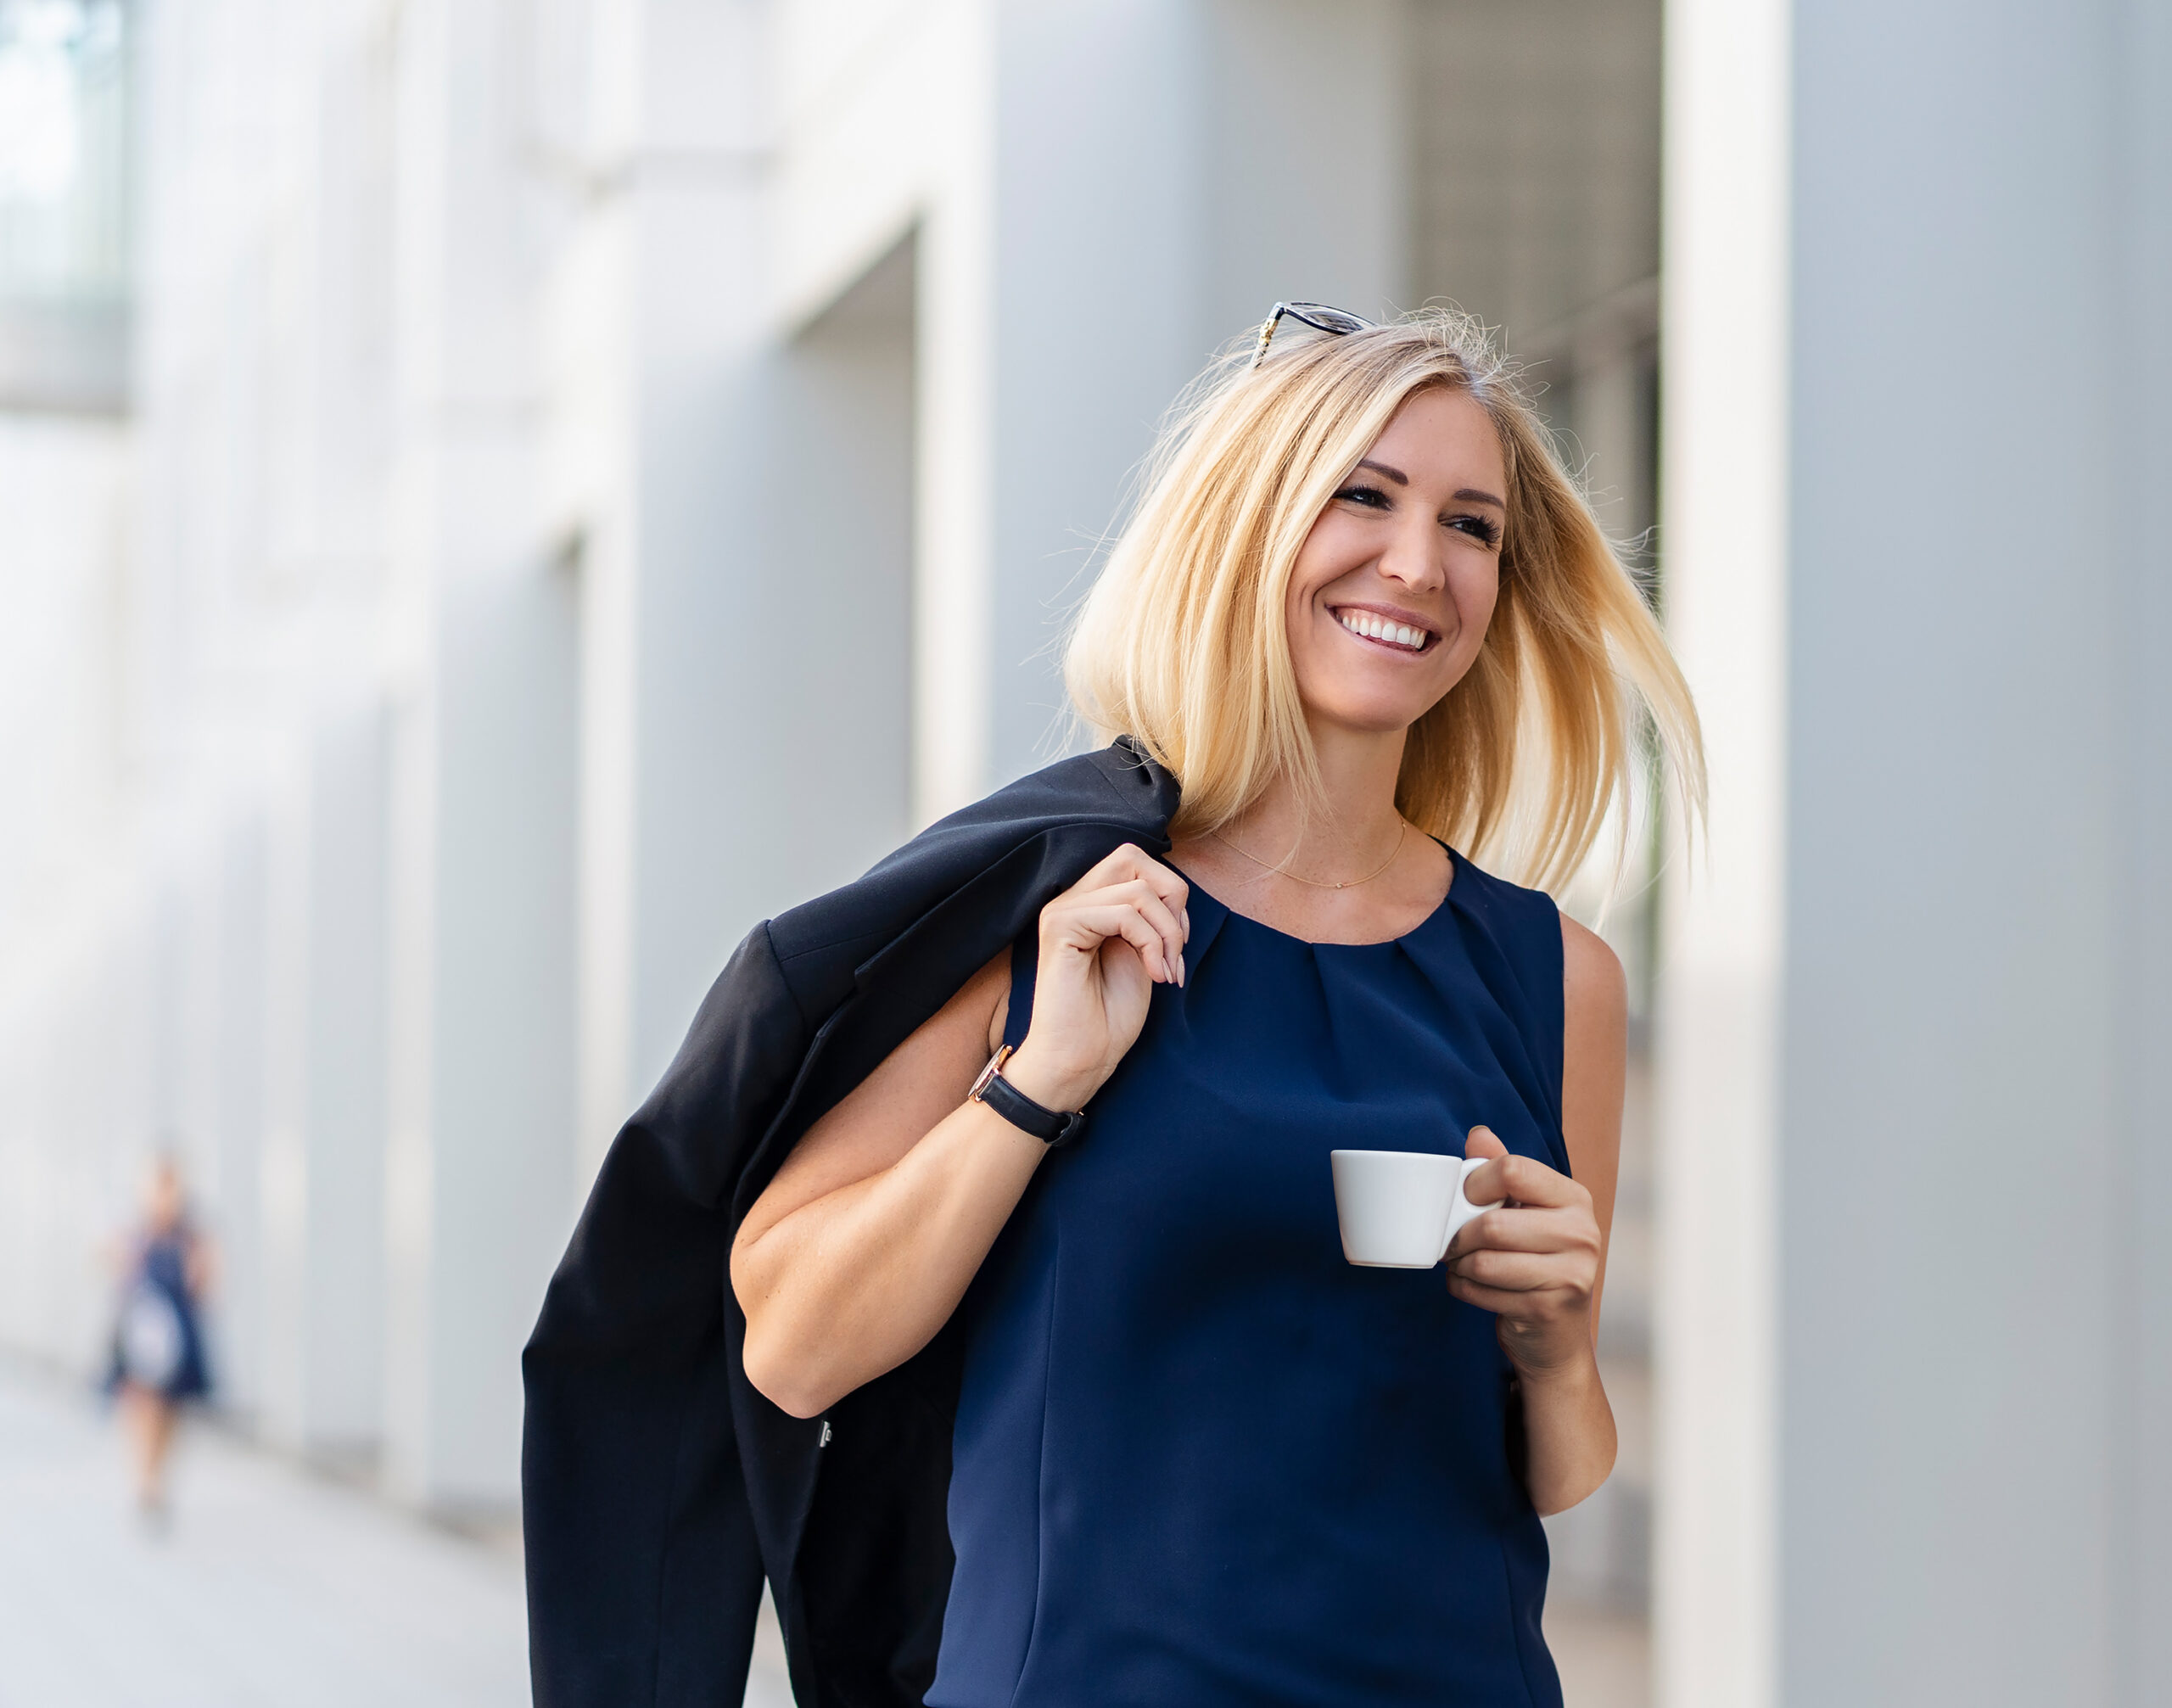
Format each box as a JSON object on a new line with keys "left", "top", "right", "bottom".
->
{"left": 929, "top": 849, "right": 1570, "bottom": 1708}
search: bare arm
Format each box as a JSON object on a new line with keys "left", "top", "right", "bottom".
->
{"left": 185, "top": 1229, "right": 220, "bottom": 1299}
{"left": 731, "top": 846, "right": 1190, "bottom": 1420}
{"left": 1445, "top": 912, "right": 1625, "bottom": 1516}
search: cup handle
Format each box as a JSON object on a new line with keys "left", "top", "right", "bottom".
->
{"left": 1437, "top": 1156, "right": 1506, "bottom": 1263}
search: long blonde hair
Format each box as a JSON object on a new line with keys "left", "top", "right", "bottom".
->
{"left": 1063, "top": 309, "right": 1704, "bottom": 896}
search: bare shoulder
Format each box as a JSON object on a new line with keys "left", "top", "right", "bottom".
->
{"left": 1556, "top": 911, "right": 1626, "bottom": 1201}
{"left": 1559, "top": 912, "right": 1626, "bottom": 1036}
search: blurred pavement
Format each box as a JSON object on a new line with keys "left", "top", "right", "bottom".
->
{"left": 0, "top": 1356, "right": 792, "bottom": 1708}
{"left": 0, "top": 1349, "right": 1627, "bottom": 1706}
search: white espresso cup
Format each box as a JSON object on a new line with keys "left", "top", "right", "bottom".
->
{"left": 1330, "top": 1149, "right": 1503, "bottom": 1268}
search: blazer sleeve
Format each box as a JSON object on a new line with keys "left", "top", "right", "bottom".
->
{"left": 522, "top": 925, "right": 804, "bottom": 1708}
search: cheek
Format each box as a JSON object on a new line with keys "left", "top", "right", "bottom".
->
{"left": 1285, "top": 523, "right": 1355, "bottom": 618}
{"left": 1448, "top": 562, "right": 1501, "bottom": 649}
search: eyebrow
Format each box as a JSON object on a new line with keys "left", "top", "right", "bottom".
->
{"left": 1356, "top": 459, "right": 1507, "bottom": 511}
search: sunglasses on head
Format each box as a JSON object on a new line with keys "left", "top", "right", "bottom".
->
{"left": 1251, "top": 300, "right": 1374, "bottom": 368}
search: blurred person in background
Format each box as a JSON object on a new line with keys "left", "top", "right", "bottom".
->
{"left": 526, "top": 308, "right": 1703, "bottom": 1706}
{"left": 104, "top": 1151, "right": 216, "bottom": 1530}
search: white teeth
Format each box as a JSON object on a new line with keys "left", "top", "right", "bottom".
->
{"left": 1338, "top": 610, "right": 1427, "bottom": 651}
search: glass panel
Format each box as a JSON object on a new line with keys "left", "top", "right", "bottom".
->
{"left": 0, "top": 0, "right": 131, "bottom": 410}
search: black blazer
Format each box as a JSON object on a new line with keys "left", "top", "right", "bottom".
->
{"left": 522, "top": 739, "right": 1181, "bottom": 1707}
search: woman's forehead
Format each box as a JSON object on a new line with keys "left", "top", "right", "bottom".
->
{"left": 1365, "top": 389, "right": 1508, "bottom": 485}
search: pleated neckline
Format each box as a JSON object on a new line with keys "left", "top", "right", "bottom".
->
{"left": 1171, "top": 844, "right": 1464, "bottom": 955}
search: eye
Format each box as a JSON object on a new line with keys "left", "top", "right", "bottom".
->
{"left": 1334, "top": 482, "right": 1393, "bottom": 511}
{"left": 1446, "top": 512, "right": 1503, "bottom": 549}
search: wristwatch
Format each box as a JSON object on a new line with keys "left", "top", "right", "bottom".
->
{"left": 968, "top": 1045, "right": 1087, "bottom": 1147}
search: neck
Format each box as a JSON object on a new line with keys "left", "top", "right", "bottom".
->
{"left": 1227, "top": 720, "right": 1408, "bottom": 870}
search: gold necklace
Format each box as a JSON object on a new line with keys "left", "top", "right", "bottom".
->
{"left": 1211, "top": 821, "right": 1408, "bottom": 891}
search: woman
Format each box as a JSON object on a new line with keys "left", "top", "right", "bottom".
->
{"left": 729, "top": 305, "right": 1700, "bottom": 1705}
{"left": 106, "top": 1153, "right": 216, "bottom": 1527}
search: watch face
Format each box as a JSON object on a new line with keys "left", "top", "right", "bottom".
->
{"left": 969, "top": 1045, "right": 1011, "bottom": 1103}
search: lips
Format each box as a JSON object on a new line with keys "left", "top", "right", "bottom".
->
{"left": 1332, "top": 605, "right": 1437, "bottom": 654}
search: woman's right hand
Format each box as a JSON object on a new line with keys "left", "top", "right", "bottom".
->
{"left": 733, "top": 843, "right": 1188, "bottom": 1417}
{"left": 1004, "top": 844, "right": 1190, "bottom": 1113}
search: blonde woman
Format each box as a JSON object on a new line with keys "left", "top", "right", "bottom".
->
{"left": 523, "top": 305, "right": 1700, "bottom": 1707}
{"left": 720, "top": 305, "right": 1699, "bottom": 1706}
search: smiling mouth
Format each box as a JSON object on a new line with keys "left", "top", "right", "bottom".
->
{"left": 1332, "top": 607, "right": 1437, "bottom": 654}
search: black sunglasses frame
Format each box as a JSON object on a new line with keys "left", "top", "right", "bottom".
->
{"left": 1251, "top": 300, "right": 1374, "bottom": 368}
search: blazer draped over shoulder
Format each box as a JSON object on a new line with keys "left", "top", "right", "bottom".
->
{"left": 521, "top": 739, "right": 1181, "bottom": 1707}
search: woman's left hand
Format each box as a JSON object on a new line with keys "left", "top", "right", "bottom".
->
{"left": 1443, "top": 1125, "right": 1604, "bottom": 1378}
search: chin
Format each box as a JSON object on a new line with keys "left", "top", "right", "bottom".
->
{"left": 1311, "top": 687, "right": 1438, "bottom": 736}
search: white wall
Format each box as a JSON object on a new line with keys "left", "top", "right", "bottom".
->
{"left": 1780, "top": 1, "right": 2169, "bottom": 1700}
{"left": 1660, "top": 0, "right": 2172, "bottom": 1702}
{"left": 0, "top": 412, "right": 143, "bottom": 1373}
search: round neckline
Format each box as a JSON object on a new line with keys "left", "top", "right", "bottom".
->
{"left": 1170, "top": 843, "right": 1461, "bottom": 950}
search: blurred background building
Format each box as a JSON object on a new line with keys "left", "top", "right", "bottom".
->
{"left": 0, "top": 2, "right": 2164, "bottom": 1705}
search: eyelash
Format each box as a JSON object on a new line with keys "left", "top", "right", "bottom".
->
{"left": 1334, "top": 484, "right": 1503, "bottom": 549}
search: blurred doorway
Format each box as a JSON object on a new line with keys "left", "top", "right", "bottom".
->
{"left": 774, "top": 230, "right": 918, "bottom": 877}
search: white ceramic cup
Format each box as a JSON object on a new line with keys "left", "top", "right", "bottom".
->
{"left": 1330, "top": 1149, "right": 1503, "bottom": 1268}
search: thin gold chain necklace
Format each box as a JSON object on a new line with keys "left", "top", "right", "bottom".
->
{"left": 1210, "top": 821, "right": 1408, "bottom": 891}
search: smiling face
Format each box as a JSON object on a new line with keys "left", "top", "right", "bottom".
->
{"left": 1283, "top": 385, "right": 1508, "bottom": 739}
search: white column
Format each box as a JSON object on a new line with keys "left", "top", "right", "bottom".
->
{"left": 1777, "top": 2, "right": 2167, "bottom": 1701}
{"left": 911, "top": 19, "right": 996, "bottom": 823}
{"left": 549, "top": 0, "right": 809, "bottom": 1160}
{"left": 209, "top": 811, "right": 274, "bottom": 1420}
{"left": 259, "top": 709, "right": 391, "bottom": 1459}
{"left": 260, "top": 742, "right": 314, "bottom": 1444}
{"left": 982, "top": 0, "right": 1200, "bottom": 788}
{"left": 382, "top": 0, "right": 579, "bottom": 1511}
{"left": 1654, "top": 1, "right": 1787, "bottom": 1705}
{"left": 2115, "top": 10, "right": 2172, "bottom": 1688}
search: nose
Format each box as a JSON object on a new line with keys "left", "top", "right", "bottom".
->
{"left": 1376, "top": 511, "right": 1445, "bottom": 594}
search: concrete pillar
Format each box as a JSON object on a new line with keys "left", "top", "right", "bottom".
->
{"left": 546, "top": 0, "right": 824, "bottom": 1160}
{"left": 1662, "top": 0, "right": 2172, "bottom": 1701}
{"left": 982, "top": 0, "right": 1201, "bottom": 790}
{"left": 209, "top": 811, "right": 274, "bottom": 1420}
{"left": 1654, "top": 1, "right": 1787, "bottom": 1703}
{"left": 382, "top": 0, "right": 579, "bottom": 1511}
{"left": 259, "top": 708, "right": 391, "bottom": 1459}
{"left": 1780, "top": 3, "right": 2169, "bottom": 1701}
{"left": 914, "top": 150, "right": 998, "bottom": 822}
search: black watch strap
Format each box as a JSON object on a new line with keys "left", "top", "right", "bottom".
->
{"left": 969, "top": 1046, "right": 1087, "bottom": 1147}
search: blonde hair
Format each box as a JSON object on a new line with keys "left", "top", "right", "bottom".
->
{"left": 1064, "top": 308, "right": 1704, "bottom": 896}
